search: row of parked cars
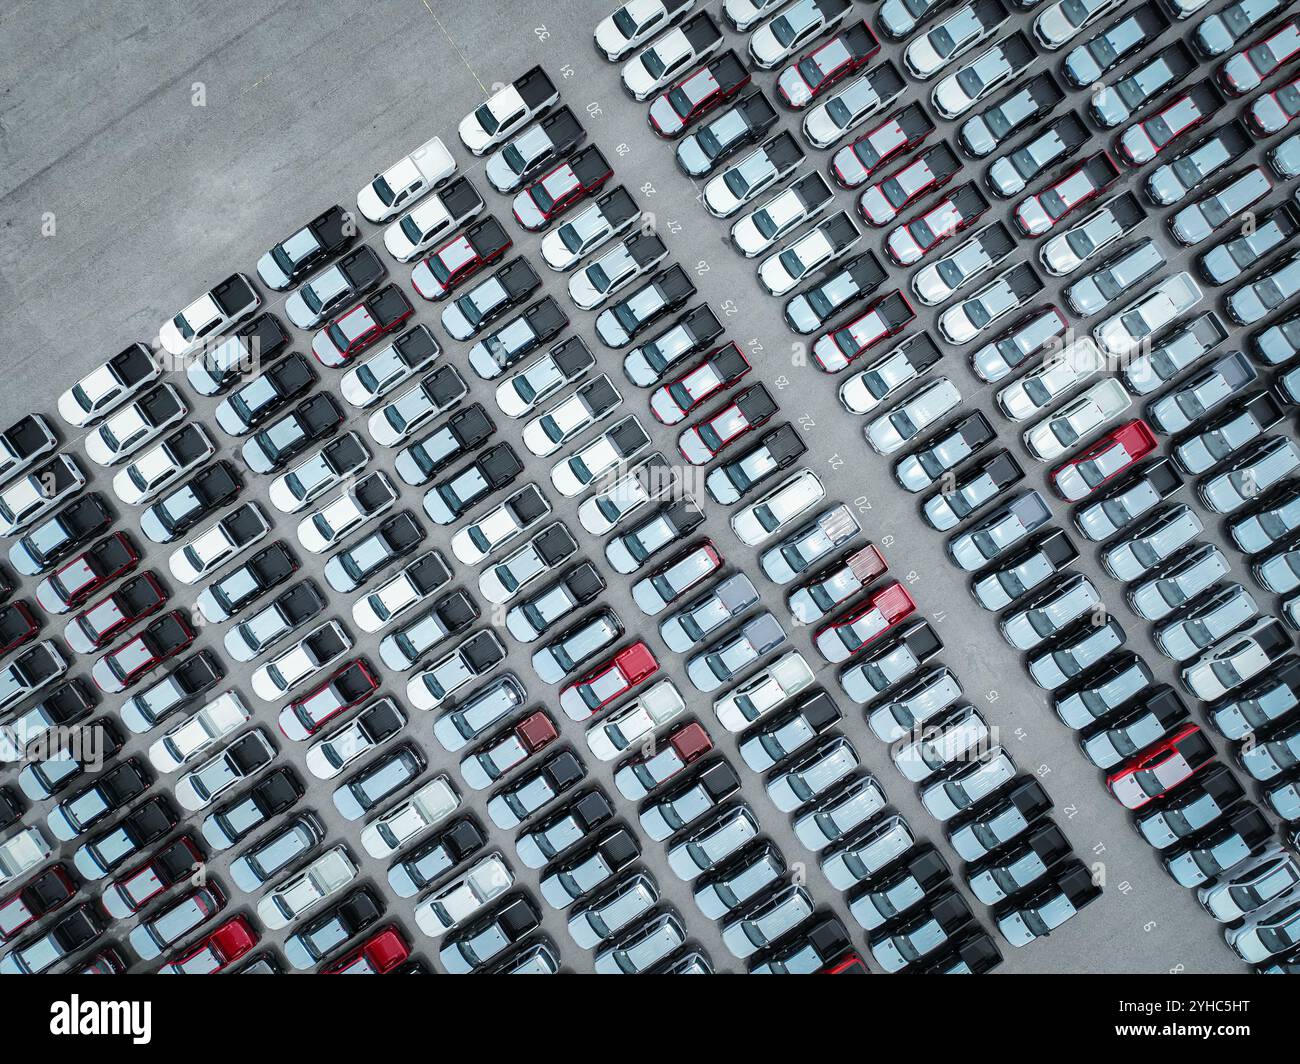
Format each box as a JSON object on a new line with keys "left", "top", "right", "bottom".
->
{"left": 627, "top": 0, "right": 1300, "bottom": 970}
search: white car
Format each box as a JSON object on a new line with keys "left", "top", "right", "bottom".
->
{"left": 577, "top": 452, "right": 676, "bottom": 536}
{"left": 84, "top": 386, "right": 187, "bottom": 467}
{"left": 750, "top": 0, "right": 850, "bottom": 70}
{"left": 267, "top": 433, "right": 371, "bottom": 515}
{"left": 937, "top": 265, "right": 1037, "bottom": 345}
{"left": 1034, "top": 0, "right": 1125, "bottom": 49}
{"left": 296, "top": 473, "right": 398, "bottom": 555}
{"left": 1181, "top": 618, "right": 1290, "bottom": 701}
{"left": 540, "top": 192, "right": 642, "bottom": 272}
{"left": 731, "top": 468, "right": 825, "bottom": 546}
{"left": 0, "top": 826, "right": 53, "bottom": 887}
{"left": 1094, "top": 272, "right": 1203, "bottom": 357}
{"left": 158, "top": 274, "right": 262, "bottom": 358}
{"left": 587, "top": 680, "right": 685, "bottom": 761}
{"left": 865, "top": 377, "right": 962, "bottom": 455}
{"left": 112, "top": 426, "right": 215, "bottom": 506}
{"left": 496, "top": 341, "right": 595, "bottom": 419}
{"left": 57, "top": 345, "right": 162, "bottom": 428}
{"left": 551, "top": 416, "right": 651, "bottom": 498}
{"left": 621, "top": 18, "right": 721, "bottom": 100}
{"left": 414, "top": 853, "right": 513, "bottom": 937}
{"left": 730, "top": 175, "right": 833, "bottom": 258}
{"left": 406, "top": 631, "right": 505, "bottom": 712}
{"left": 1023, "top": 377, "right": 1131, "bottom": 462}
{"left": 356, "top": 136, "right": 456, "bottom": 224}
{"left": 383, "top": 185, "right": 483, "bottom": 262}
{"left": 568, "top": 236, "right": 668, "bottom": 310}
{"left": 479, "top": 524, "right": 576, "bottom": 605}
{"left": 725, "top": 0, "right": 792, "bottom": 32}
{"left": 802, "top": 65, "right": 906, "bottom": 149}
{"left": 904, "top": 1, "right": 1006, "bottom": 79}
{"left": 451, "top": 484, "right": 552, "bottom": 565}
{"left": 368, "top": 373, "right": 468, "bottom": 449}
{"left": 338, "top": 328, "right": 441, "bottom": 408}
{"left": 147, "top": 692, "right": 250, "bottom": 773}
{"left": 167, "top": 503, "right": 271, "bottom": 585}
{"left": 0, "top": 457, "right": 85, "bottom": 537}
{"left": 352, "top": 551, "right": 451, "bottom": 633}
{"left": 702, "top": 134, "right": 804, "bottom": 218}
{"left": 715, "top": 650, "right": 816, "bottom": 732}
{"left": 249, "top": 621, "right": 353, "bottom": 703}
{"left": 931, "top": 35, "right": 1032, "bottom": 120}
{"left": 596, "top": 0, "right": 700, "bottom": 62}
{"left": 756, "top": 213, "right": 859, "bottom": 297}
{"left": 521, "top": 376, "right": 622, "bottom": 457}
{"left": 256, "top": 846, "right": 357, "bottom": 931}
{"left": 995, "top": 338, "right": 1106, "bottom": 422}
{"left": 305, "top": 698, "right": 407, "bottom": 780}
{"left": 359, "top": 776, "right": 460, "bottom": 859}
{"left": 458, "top": 68, "right": 559, "bottom": 156}
{"left": 174, "top": 729, "right": 275, "bottom": 811}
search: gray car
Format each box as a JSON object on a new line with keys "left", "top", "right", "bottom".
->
{"left": 821, "top": 813, "right": 915, "bottom": 891}
{"left": 920, "top": 748, "right": 1016, "bottom": 820}
{"left": 666, "top": 803, "right": 760, "bottom": 880}
{"left": 867, "top": 666, "right": 964, "bottom": 743}
{"left": 1064, "top": 240, "right": 1164, "bottom": 317}
{"left": 1128, "top": 545, "right": 1230, "bottom": 621}
{"left": 1102, "top": 505, "right": 1203, "bottom": 583}
{"left": 1198, "top": 845, "right": 1300, "bottom": 924}
{"left": 1026, "top": 618, "right": 1126, "bottom": 690}
{"left": 685, "top": 611, "right": 786, "bottom": 693}
{"left": 1199, "top": 436, "right": 1300, "bottom": 515}
{"left": 1154, "top": 583, "right": 1258, "bottom": 662}
{"left": 948, "top": 491, "right": 1052, "bottom": 571}
{"left": 792, "top": 774, "right": 887, "bottom": 851}
{"left": 1148, "top": 351, "right": 1257, "bottom": 435}
{"left": 1000, "top": 574, "right": 1101, "bottom": 651}
{"left": 767, "top": 736, "right": 859, "bottom": 812}
{"left": 721, "top": 883, "right": 814, "bottom": 958}
{"left": 569, "top": 872, "right": 660, "bottom": 950}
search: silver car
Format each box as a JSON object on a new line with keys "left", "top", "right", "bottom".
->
{"left": 1154, "top": 584, "right": 1258, "bottom": 662}
{"left": 1000, "top": 574, "right": 1101, "bottom": 651}
{"left": 1128, "top": 545, "right": 1230, "bottom": 621}
{"left": 865, "top": 377, "right": 962, "bottom": 455}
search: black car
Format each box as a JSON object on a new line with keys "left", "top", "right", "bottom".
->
{"left": 323, "top": 512, "right": 425, "bottom": 594}
{"left": 959, "top": 72, "right": 1063, "bottom": 158}
{"left": 9, "top": 494, "right": 113, "bottom": 577}
{"left": 623, "top": 305, "right": 725, "bottom": 386}
{"left": 676, "top": 90, "right": 780, "bottom": 177}
{"left": 441, "top": 258, "right": 542, "bottom": 342}
{"left": 284, "top": 887, "right": 383, "bottom": 971}
{"left": 895, "top": 411, "right": 996, "bottom": 493}
{"left": 196, "top": 542, "right": 298, "bottom": 623}
{"left": 440, "top": 895, "right": 541, "bottom": 974}
{"left": 215, "top": 354, "right": 317, "bottom": 438}
{"left": 596, "top": 265, "right": 696, "bottom": 348}
{"left": 848, "top": 845, "right": 952, "bottom": 929}
{"left": 749, "top": 914, "right": 857, "bottom": 974}
{"left": 47, "top": 758, "right": 152, "bottom": 841}
{"left": 257, "top": 204, "right": 355, "bottom": 290}
{"left": 468, "top": 296, "right": 570, "bottom": 380}
{"left": 922, "top": 927, "right": 1004, "bottom": 973}
{"left": 0, "top": 786, "right": 23, "bottom": 832}
{"left": 1061, "top": 2, "right": 1169, "bottom": 88}
{"left": 785, "top": 251, "right": 888, "bottom": 334}
{"left": 388, "top": 817, "right": 487, "bottom": 897}
{"left": 423, "top": 442, "right": 524, "bottom": 525}
{"left": 241, "top": 393, "right": 344, "bottom": 475}
{"left": 517, "top": 787, "right": 617, "bottom": 868}
{"left": 705, "top": 422, "right": 808, "bottom": 504}
{"left": 140, "top": 461, "right": 242, "bottom": 544}
{"left": 1, "top": 903, "right": 105, "bottom": 974}
{"left": 948, "top": 777, "right": 1052, "bottom": 861}
{"left": 73, "top": 795, "right": 178, "bottom": 881}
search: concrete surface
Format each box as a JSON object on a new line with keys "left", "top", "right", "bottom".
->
{"left": 1, "top": 0, "right": 1283, "bottom": 973}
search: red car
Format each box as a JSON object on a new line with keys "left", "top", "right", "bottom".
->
{"left": 648, "top": 50, "right": 751, "bottom": 138}
{"left": 1106, "top": 723, "right": 1216, "bottom": 809}
{"left": 90, "top": 611, "right": 195, "bottom": 693}
{"left": 63, "top": 572, "right": 167, "bottom": 655}
{"left": 34, "top": 532, "right": 139, "bottom": 615}
{"left": 1219, "top": 16, "right": 1300, "bottom": 96}
{"left": 0, "top": 601, "right": 39, "bottom": 657}
{"left": 813, "top": 291, "right": 915, "bottom": 373}
{"left": 613, "top": 720, "right": 713, "bottom": 799}
{"left": 858, "top": 143, "right": 961, "bottom": 227}
{"left": 678, "top": 383, "right": 778, "bottom": 464}
{"left": 0, "top": 864, "right": 75, "bottom": 943}
{"left": 410, "top": 217, "right": 512, "bottom": 301}
{"left": 649, "top": 342, "right": 750, "bottom": 424}
{"left": 102, "top": 836, "right": 203, "bottom": 920}
{"left": 512, "top": 145, "right": 613, "bottom": 231}
{"left": 1013, "top": 152, "right": 1120, "bottom": 237}
{"left": 1050, "top": 419, "right": 1157, "bottom": 503}
{"left": 321, "top": 926, "right": 410, "bottom": 974}
{"left": 462, "top": 709, "right": 558, "bottom": 789}
{"left": 884, "top": 184, "right": 988, "bottom": 266}
{"left": 159, "top": 914, "right": 258, "bottom": 974}
{"left": 776, "top": 20, "right": 880, "bottom": 109}
{"left": 1116, "top": 82, "right": 1221, "bottom": 167}
{"left": 560, "top": 641, "right": 659, "bottom": 720}
{"left": 311, "top": 285, "right": 414, "bottom": 367}
{"left": 277, "top": 658, "right": 380, "bottom": 741}
{"left": 822, "top": 951, "right": 869, "bottom": 974}
{"left": 813, "top": 580, "right": 915, "bottom": 663}
{"left": 829, "top": 104, "right": 934, "bottom": 189}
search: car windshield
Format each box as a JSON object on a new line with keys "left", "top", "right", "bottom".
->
{"left": 474, "top": 102, "right": 503, "bottom": 136}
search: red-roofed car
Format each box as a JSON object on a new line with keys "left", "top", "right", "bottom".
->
{"left": 102, "top": 836, "right": 203, "bottom": 920}
{"left": 561, "top": 641, "right": 660, "bottom": 720}
{"left": 35, "top": 532, "right": 139, "bottom": 615}
{"left": 1050, "top": 419, "right": 1157, "bottom": 502}
{"left": 513, "top": 146, "right": 613, "bottom": 231}
{"left": 813, "top": 580, "right": 915, "bottom": 663}
{"left": 321, "top": 925, "right": 411, "bottom": 974}
{"left": 311, "top": 286, "right": 414, "bottom": 368}
{"left": 277, "top": 659, "right": 380, "bottom": 742}
{"left": 1106, "top": 723, "right": 1216, "bottom": 809}
{"left": 64, "top": 573, "right": 167, "bottom": 655}
{"left": 410, "top": 217, "right": 512, "bottom": 301}
{"left": 776, "top": 21, "right": 880, "bottom": 109}
{"left": 649, "top": 50, "right": 752, "bottom": 138}
{"left": 91, "top": 611, "right": 195, "bottom": 694}
{"left": 160, "top": 914, "right": 258, "bottom": 974}
{"left": 0, "top": 864, "right": 75, "bottom": 943}
{"left": 649, "top": 343, "right": 751, "bottom": 424}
